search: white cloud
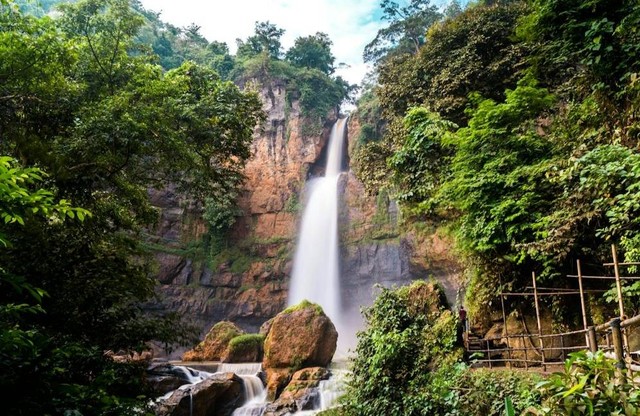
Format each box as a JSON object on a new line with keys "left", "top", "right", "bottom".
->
{"left": 138, "top": 0, "right": 384, "bottom": 85}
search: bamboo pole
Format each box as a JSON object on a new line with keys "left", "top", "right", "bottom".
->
{"left": 501, "top": 295, "right": 512, "bottom": 368}
{"left": 611, "top": 245, "right": 632, "bottom": 375}
{"left": 612, "top": 245, "right": 625, "bottom": 319}
{"left": 577, "top": 259, "right": 589, "bottom": 346}
{"left": 611, "top": 318, "right": 626, "bottom": 381}
{"left": 532, "top": 272, "right": 545, "bottom": 370}
{"left": 588, "top": 327, "right": 598, "bottom": 353}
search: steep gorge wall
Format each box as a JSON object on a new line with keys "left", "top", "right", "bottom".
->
{"left": 339, "top": 118, "right": 463, "bottom": 319}
{"left": 145, "top": 80, "right": 337, "bottom": 333}
{"left": 145, "top": 83, "right": 463, "bottom": 341}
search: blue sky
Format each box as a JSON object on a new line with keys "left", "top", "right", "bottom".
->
{"left": 138, "top": 0, "right": 463, "bottom": 85}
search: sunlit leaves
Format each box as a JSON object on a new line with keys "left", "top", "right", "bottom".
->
{"left": 0, "top": 156, "right": 90, "bottom": 246}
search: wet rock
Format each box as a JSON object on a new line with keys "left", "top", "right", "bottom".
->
{"left": 262, "top": 367, "right": 329, "bottom": 415}
{"left": 154, "top": 372, "right": 243, "bottom": 416}
{"left": 261, "top": 302, "right": 337, "bottom": 401}
{"left": 146, "top": 363, "right": 192, "bottom": 395}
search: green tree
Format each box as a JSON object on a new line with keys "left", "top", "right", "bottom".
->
{"left": 0, "top": 0, "right": 264, "bottom": 412}
{"left": 285, "top": 32, "right": 335, "bottom": 74}
{"left": 376, "top": 1, "right": 529, "bottom": 124}
{"left": 236, "top": 20, "right": 284, "bottom": 60}
{"left": 364, "top": 0, "right": 442, "bottom": 64}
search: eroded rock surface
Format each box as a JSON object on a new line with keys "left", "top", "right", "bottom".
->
{"left": 154, "top": 372, "right": 243, "bottom": 416}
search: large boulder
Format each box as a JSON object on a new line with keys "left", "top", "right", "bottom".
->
{"left": 221, "top": 334, "right": 265, "bottom": 363}
{"left": 262, "top": 301, "right": 337, "bottom": 400}
{"left": 154, "top": 372, "right": 243, "bottom": 416}
{"left": 183, "top": 321, "right": 244, "bottom": 361}
{"left": 263, "top": 300, "right": 337, "bottom": 370}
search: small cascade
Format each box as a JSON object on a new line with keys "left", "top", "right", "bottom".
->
{"left": 317, "top": 369, "right": 348, "bottom": 410}
{"left": 217, "top": 362, "right": 263, "bottom": 376}
{"left": 171, "top": 365, "right": 215, "bottom": 384}
{"left": 155, "top": 366, "right": 216, "bottom": 402}
{"left": 220, "top": 363, "right": 267, "bottom": 416}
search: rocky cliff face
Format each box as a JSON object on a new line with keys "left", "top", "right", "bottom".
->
{"left": 337, "top": 116, "right": 463, "bottom": 327}
{"left": 145, "top": 80, "right": 337, "bottom": 335}
{"left": 145, "top": 82, "right": 462, "bottom": 346}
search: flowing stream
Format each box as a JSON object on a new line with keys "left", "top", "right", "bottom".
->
{"left": 288, "top": 117, "right": 347, "bottom": 338}
{"left": 157, "top": 363, "right": 267, "bottom": 415}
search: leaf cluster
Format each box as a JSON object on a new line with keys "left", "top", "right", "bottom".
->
{"left": 534, "top": 351, "right": 640, "bottom": 415}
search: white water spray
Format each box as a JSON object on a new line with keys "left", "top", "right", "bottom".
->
{"left": 288, "top": 118, "right": 347, "bottom": 336}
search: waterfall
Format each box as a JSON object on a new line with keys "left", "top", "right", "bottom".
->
{"left": 288, "top": 118, "right": 347, "bottom": 328}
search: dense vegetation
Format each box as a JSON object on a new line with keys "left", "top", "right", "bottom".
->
{"left": 344, "top": 0, "right": 640, "bottom": 413}
{"left": 338, "top": 282, "right": 639, "bottom": 415}
{"left": 353, "top": 0, "right": 640, "bottom": 321}
{"left": 340, "top": 281, "right": 542, "bottom": 415}
{"left": 1, "top": 0, "right": 350, "bottom": 412}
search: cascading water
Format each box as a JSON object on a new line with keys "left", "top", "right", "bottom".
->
{"left": 222, "top": 363, "right": 267, "bottom": 416}
{"left": 288, "top": 118, "right": 347, "bottom": 332}
{"left": 156, "top": 363, "right": 267, "bottom": 415}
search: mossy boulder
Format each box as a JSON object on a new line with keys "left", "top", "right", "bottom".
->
{"left": 221, "top": 334, "right": 265, "bottom": 363}
{"left": 182, "top": 321, "right": 244, "bottom": 361}
{"left": 263, "top": 300, "right": 337, "bottom": 370}
{"left": 262, "top": 300, "right": 337, "bottom": 399}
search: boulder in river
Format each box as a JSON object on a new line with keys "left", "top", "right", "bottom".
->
{"left": 261, "top": 300, "right": 337, "bottom": 400}
{"left": 221, "top": 334, "right": 265, "bottom": 363}
{"left": 262, "top": 300, "right": 337, "bottom": 370}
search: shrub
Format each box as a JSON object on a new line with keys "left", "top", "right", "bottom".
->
{"left": 534, "top": 351, "right": 640, "bottom": 415}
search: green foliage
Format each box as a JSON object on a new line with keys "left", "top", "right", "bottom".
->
{"left": 505, "top": 397, "right": 515, "bottom": 416}
{"left": 231, "top": 27, "right": 351, "bottom": 123}
{"left": 353, "top": 86, "right": 384, "bottom": 146}
{"left": 452, "top": 368, "right": 542, "bottom": 416}
{"left": 518, "top": 0, "right": 640, "bottom": 99}
{"left": 285, "top": 32, "right": 335, "bottom": 74}
{"left": 376, "top": 1, "right": 529, "bottom": 123}
{"left": 0, "top": 157, "right": 90, "bottom": 245}
{"left": 236, "top": 20, "right": 284, "bottom": 60}
{"left": 343, "top": 280, "right": 462, "bottom": 415}
{"left": 341, "top": 282, "right": 544, "bottom": 415}
{"left": 351, "top": 140, "right": 393, "bottom": 196}
{"left": 389, "top": 108, "right": 457, "bottom": 213}
{"left": 443, "top": 76, "right": 556, "bottom": 256}
{"left": 0, "top": 0, "right": 262, "bottom": 412}
{"left": 535, "top": 351, "right": 640, "bottom": 415}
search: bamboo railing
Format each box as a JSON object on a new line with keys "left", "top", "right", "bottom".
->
{"left": 465, "top": 244, "right": 640, "bottom": 373}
